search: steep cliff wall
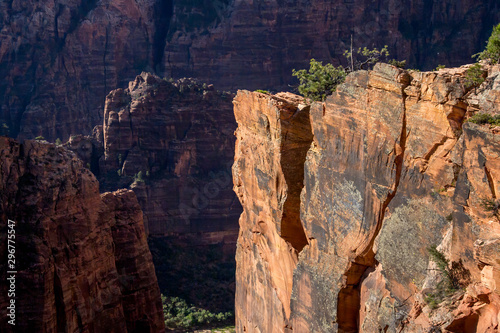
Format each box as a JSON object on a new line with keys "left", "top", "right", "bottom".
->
{"left": 1, "top": 0, "right": 499, "bottom": 141}
{"left": 233, "top": 64, "right": 500, "bottom": 332}
{"left": 164, "top": 0, "right": 500, "bottom": 92}
{"left": 101, "top": 72, "right": 240, "bottom": 246}
{"left": 0, "top": 0, "right": 162, "bottom": 141}
{"left": 100, "top": 72, "right": 241, "bottom": 311}
{"left": 0, "top": 138, "right": 164, "bottom": 332}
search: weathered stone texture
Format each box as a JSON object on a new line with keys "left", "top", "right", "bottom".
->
{"left": 101, "top": 72, "right": 241, "bottom": 249}
{"left": 0, "top": 138, "right": 164, "bottom": 332}
{"left": 234, "top": 64, "right": 500, "bottom": 332}
{"left": 232, "top": 91, "right": 313, "bottom": 332}
{"left": 1, "top": 1, "right": 499, "bottom": 141}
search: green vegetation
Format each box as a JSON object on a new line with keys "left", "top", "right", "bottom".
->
{"left": 149, "top": 239, "right": 235, "bottom": 317}
{"left": 293, "top": 45, "right": 408, "bottom": 102}
{"left": 292, "top": 59, "right": 346, "bottom": 101}
{"left": 117, "top": 153, "right": 123, "bottom": 167}
{"left": 134, "top": 171, "right": 145, "bottom": 183}
{"left": 117, "top": 169, "right": 122, "bottom": 177}
{"left": 255, "top": 89, "right": 270, "bottom": 94}
{"left": 425, "top": 245, "right": 460, "bottom": 309}
{"left": 388, "top": 59, "right": 407, "bottom": 69}
{"left": 474, "top": 23, "right": 500, "bottom": 64}
{"left": 162, "top": 295, "right": 233, "bottom": 331}
{"left": 435, "top": 64, "right": 446, "bottom": 71}
{"left": 55, "top": 138, "right": 62, "bottom": 145}
{"left": 344, "top": 45, "right": 390, "bottom": 71}
{"left": 0, "top": 123, "right": 9, "bottom": 136}
{"left": 464, "top": 63, "right": 485, "bottom": 88}
{"left": 35, "top": 136, "right": 45, "bottom": 140}
{"left": 467, "top": 113, "right": 500, "bottom": 126}
{"left": 480, "top": 197, "right": 500, "bottom": 219}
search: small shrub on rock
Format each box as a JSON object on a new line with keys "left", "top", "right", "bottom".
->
{"left": 474, "top": 23, "right": 500, "bottom": 64}
{"left": 292, "top": 59, "right": 346, "bottom": 101}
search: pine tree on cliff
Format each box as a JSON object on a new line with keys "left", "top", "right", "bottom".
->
{"left": 475, "top": 23, "right": 500, "bottom": 64}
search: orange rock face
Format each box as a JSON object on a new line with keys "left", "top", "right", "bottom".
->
{"left": 0, "top": 138, "right": 164, "bottom": 332}
{"left": 233, "top": 64, "right": 500, "bottom": 332}
{"left": 232, "top": 91, "right": 313, "bottom": 331}
{"left": 1, "top": 1, "right": 499, "bottom": 141}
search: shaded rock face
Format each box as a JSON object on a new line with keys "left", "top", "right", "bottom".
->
{"left": 63, "top": 133, "right": 104, "bottom": 178}
{"left": 164, "top": 0, "right": 500, "bottom": 90}
{"left": 100, "top": 72, "right": 241, "bottom": 310}
{"left": 101, "top": 72, "right": 240, "bottom": 244}
{"left": 0, "top": 0, "right": 161, "bottom": 141}
{"left": 233, "top": 64, "right": 500, "bottom": 332}
{"left": 0, "top": 138, "right": 164, "bottom": 333}
{"left": 1, "top": 0, "right": 499, "bottom": 141}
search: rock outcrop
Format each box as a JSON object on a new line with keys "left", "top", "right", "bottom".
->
{"left": 0, "top": 137, "right": 164, "bottom": 332}
{"left": 101, "top": 72, "right": 240, "bottom": 245}
{"left": 1, "top": 0, "right": 499, "bottom": 141}
{"left": 233, "top": 64, "right": 500, "bottom": 332}
{"left": 100, "top": 72, "right": 241, "bottom": 311}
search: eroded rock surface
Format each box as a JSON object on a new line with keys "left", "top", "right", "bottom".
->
{"left": 101, "top": 72, "right": 241, "bottom": 311}
{"left": 234, "top": 64, "right": 500, "bottom": 332}
{"left": 0, "top": 138, "right": 164, "bottom": 332}
{"left": 1, "top": 0, "right": 499, "bottom": 141}
{"left": 101, "top": 72, "right": 240, "bottom": 246}
{"left": 232, "top": 91, "right": 313, "bottom": 331}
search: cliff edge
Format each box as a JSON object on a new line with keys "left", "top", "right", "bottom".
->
{"left": 233, "top": 63, "right": 500, "bottom": 332}
{"left": 0, "top": 138, "right": 164, "bottom": 332}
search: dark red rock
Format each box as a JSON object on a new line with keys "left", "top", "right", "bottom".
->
{"left": 0, "top": 137, "right": 164, "bottom": 333}
{"left": 101, "top": 73, "right": 240, "bottom": 245}
{"left": 1, "top": 1, "right": 499, "bottom": 141}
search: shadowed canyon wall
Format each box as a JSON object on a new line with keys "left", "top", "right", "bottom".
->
{"left": 0, "top": 137, "right": 164, "bottom": 332}
{"left": 1, "top": 0, "right": 499, "bottom": 141}
{"left": 233, "top": 63, "right": 500, "bottom": 332}
{"left": 98, "top": 72, "right": 241, "bottom": 311}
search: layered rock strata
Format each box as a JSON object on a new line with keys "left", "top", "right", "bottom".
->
{"left": 0, "top": 0, "right": 162, "bottom": 141}
{"left": 0, "top": 138, "right": 164, "bottom": 332}
{"left": 233, "top": 63, "right": 500, "bottom": 332}
{"left": 100, "top": 73, "right": 241, "bottom": 310}
{"left": 101, "top": 72, "right": 241, "bottom": 246}
{"left": 163, "top": 0, "right": 500, "bottom": 91}
{"left": 1, "top": 0, "right": 499, "bottom": 141}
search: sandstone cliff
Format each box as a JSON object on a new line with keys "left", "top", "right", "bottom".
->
{"left": 100, "top": 72, "right": 241, "bottom": 311}
{"left": 160, "top": 0, "right": 499, "bottom": 91}
{"left": 1, "top": 0, "right": 499, "bottom": 141}
{"left": 0, "top": 137, "right": 164, "bottom": 332}
{"left": 233, "top": 64, "right": 500, "bottom": 332}
{"left": 0, "top": 0, "right": 163, "bottom": 141}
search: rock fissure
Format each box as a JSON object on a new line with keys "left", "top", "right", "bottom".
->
{"left": 337, "top": 83, "right": 409, "bottom": 333}
{"left": 236, "top": 64, "right": 500, "bottom": 332}
{"left": 484, "top": 165, "right": 497, "bottom": 198}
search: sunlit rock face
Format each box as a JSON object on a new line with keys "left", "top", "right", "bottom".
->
{"left": 1, "top": 0, "right": 499, "bottom": 141}
{"left": 233, "top": 64, "right": 500, "bottom": 333}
